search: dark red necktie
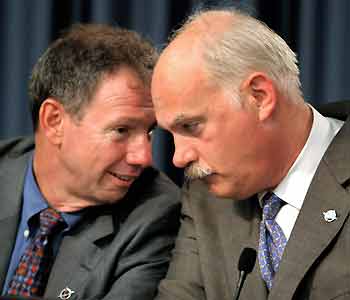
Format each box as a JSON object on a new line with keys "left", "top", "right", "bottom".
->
{"left": 7, "top": 207, "right": 66, "bottom": 297}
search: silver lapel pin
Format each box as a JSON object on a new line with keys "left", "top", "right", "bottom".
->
{"left": 323, "top": 209, "right": 337, "bottom": 222}
{"left": 58, "top": 287, "right": 75, "bottom": 300}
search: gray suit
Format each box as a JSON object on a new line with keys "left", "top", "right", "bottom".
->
{"left": 156, "top": 102, "right": 350, "bottom": 300}
{"left": 0, "top": 137, "right": 181, "bottom": 300}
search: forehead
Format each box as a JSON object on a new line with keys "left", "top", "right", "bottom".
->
{"left": 81, "top": 66, "right": 154, "bottom": 123}
{"left": 94, "top": 67, "right": 152, "bottom": 106}
{"left": 152, "top": 48, "right": 221, "bottom": 126}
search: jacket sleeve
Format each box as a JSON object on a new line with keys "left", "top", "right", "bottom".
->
{"left": 155, "top": 187, "right": 206, "bottom": 300}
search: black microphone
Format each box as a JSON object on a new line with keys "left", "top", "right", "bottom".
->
{"left": 233, "top": 247, "right": 257, "bottom": 300}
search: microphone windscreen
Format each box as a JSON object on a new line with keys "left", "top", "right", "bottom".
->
{"left": 238, "top": 247, "right": 257, "bottom": 273}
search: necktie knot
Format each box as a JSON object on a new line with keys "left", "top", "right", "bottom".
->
{"left": 262, "top": 193, "right": 284, "bottom": 221}
{"left": 39, "top": 207, "right": 65, "bottom": 236}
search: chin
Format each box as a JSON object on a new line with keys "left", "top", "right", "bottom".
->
{"left": 207, "top": 182, "right": 247, "bottom": 200}
{"left": 94, "top": 190, "right": 128, "bottom": 205}
{"left": 208, "top": 184, "right": 233, "bottom": 199}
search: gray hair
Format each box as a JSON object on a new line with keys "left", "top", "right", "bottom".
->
{"left": 173, "top": 9, "right": 302, "bottom": 101}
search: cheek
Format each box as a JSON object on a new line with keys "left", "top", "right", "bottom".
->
{"left": 223, "top": 117, "right": 258, "bottom": 156}
{"left": 62, "top": 133, "right": 109, "bottom": 169}
{"left": 100, "top": 142, "right": 127, "bottom": 165}
{"left": 211, "top": 131, "right": 255, "bottom": 175}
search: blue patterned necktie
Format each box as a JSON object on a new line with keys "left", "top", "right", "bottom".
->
{"left": 258, "top": 193, "right": 287, "bottom": 290}
{"left": 7, "top": 207, "right": 66, "bottom": 297}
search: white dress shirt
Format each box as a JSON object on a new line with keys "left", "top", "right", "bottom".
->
{"left": 266, "top": 106, "right": 344, "bottom": 240}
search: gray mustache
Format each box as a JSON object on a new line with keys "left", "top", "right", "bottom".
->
{"left": 184, "top": 164, "right": 213, "bottom": 181}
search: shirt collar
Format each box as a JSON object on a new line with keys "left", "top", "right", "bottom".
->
{"left": 258, "top": 104, "right": 344, "bottom": 210}
{"left": 23, "top": 155, "right": 83, "bottom": 230}
{"left": 271, "top": 105, "right": 343, "bottom": 210}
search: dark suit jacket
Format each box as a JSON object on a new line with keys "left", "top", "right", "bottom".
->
{"left": 156, "top": 101, "right": 350, "bottom": 300}
{"left": 0, "top": 137, "right": 181, "bottom": 300}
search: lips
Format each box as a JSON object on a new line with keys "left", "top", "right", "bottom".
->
{"left": 108, "top": 171, "right": 138, "bottom": 182}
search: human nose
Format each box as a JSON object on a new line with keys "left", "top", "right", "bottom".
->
{"left": 172, "top": 136, "right": 197, "bottom": 168}
{"left": 126, "top": 136, "right": 153, "bottom": 168}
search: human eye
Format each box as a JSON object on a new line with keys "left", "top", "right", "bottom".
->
{"left": 181, "top": 121, "right": 200, "bottom": 135}
{"left": 113, "top": 127, "right": 129, "bottom": 139}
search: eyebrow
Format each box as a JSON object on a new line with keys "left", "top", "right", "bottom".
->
{"left": 109, "top": 116, "right": 156, "bottom": 127}
{"left": 114, "top": 116, "right": 147, "bottom": 123}
{"left": 169, "top": 114, "right": 204, "bottom": 130}
{"left": 168, "top": 114, "right": 186, "bottom": 130}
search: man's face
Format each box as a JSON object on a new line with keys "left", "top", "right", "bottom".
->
{"left": 152, "top": 50, "right": 268, "bottom": 200}
{"left": 59, "top": 66, "right": 155, "bottom": 205}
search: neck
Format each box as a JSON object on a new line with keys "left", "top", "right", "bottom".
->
{"left": 268, "top": 100, "right": 313, "bottom": 189}
{"left": 33, "top": 145, "right": 91, "bottom": 213}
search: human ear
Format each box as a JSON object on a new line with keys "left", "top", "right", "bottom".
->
{"left": 240, "top": 72, "right": 277, "bottom": 121}
{"left": 38, "top": 98, "right": 65, "bottom": 145}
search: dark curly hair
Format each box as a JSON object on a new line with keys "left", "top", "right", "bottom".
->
{"left": 29, "top": 23, "right": 158, "bottom": 130}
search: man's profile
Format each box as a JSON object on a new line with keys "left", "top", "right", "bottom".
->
{"left": 152, "top": 7, "right": 350, "bottom": 300}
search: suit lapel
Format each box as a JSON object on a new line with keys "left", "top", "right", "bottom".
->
{"left": 0, "top": 152, "right": 30, "bottom": 289}
{"left": 44, "top": 211, "right": 115, "bottom": 300}
{"left": 270, "top": 118, "right": 350, "bottom": 300}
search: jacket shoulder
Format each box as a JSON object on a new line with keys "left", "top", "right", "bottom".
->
{"left": 0, "top": 136, "right": 34, "bottom": 159}
{"left": 115, "top": 168, "right": 181, "bottom": 223}
{"left": 317, "top": 100, "right": 350, "bottom": 120}
{"left": 129, "top": 168, "right": 180, "bottom": 201}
